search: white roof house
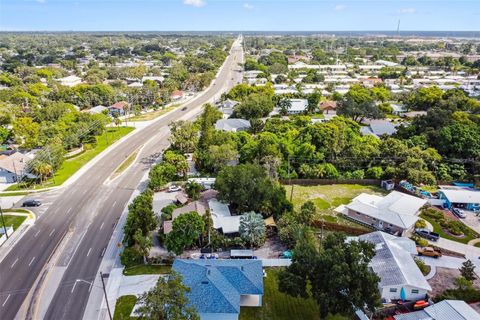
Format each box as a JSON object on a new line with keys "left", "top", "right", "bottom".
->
{"left": 85, "top": 105, "right": 108, "bottom": 114}
{"left": 208, "top": 199, "right": 241, "bottom": 234}
{"left": 344, "top": 191, "right": 427, "bottom": 232}
{"left": 287, "top": 99, "right": 308, "bottom": 114}
{"left": 359, "top": 232, "right": 432, "bottom": 301}
{"left": 439, "top": 189, "right": 480, "bottom": 204}
{"left": 394, "top": 300, "right": 480, "bottom": 320}
{"left": 57, "top": 75, "right": 82, "bottom": 87}
{"left": 215, "top": 119, "right": 251, "bottom": 132}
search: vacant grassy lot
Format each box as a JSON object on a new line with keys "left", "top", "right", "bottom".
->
{"left": 123, "top": 264, "right": 172, "bottom": 276}
{"left": 113, "top": 295, "right": 137, "bottom": 320}
{"left": 7, "top": 127, "right": 134, "bottom": 191}
{"left": 0, "top": 215, "right": 27, "bottom": 231}
{"left": 240, "top": 268, "right": 320, "bottom": 320}
{"left": 128, "top": 105, "right": 178, "bottom": 121}
{"left": 288, "top": 184, "right": 386, "bottom": 228}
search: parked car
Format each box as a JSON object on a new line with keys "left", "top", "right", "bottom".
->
{"left": 417, "top": 246, "right": 442, "bottom": 258}
{"left": 22, "top": 199, "right": 42, "bottom": 207}
{"left": 168, "top": 185, "right": 182, "bottom": 192}
{"left": 452, "top": 208, "right": 466, "bottom": 219}
{"left": 415, "top": 228, "right": 440, "bottom": 241}
{"left": 181, "top": 107, "right": 187, "bottom": 111}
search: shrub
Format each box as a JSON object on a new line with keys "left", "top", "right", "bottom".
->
{"left": 415, "top": 219, "right": 427, "bottom": 229}
{"left": 422, "top": 208, "right": 444, "bottom": 220}
{"left": 414, "top": 257, "right": 430, "bottom": 276}
{"left": 120, "top": 247, "right": 143, "bottom": 267}
{"left": 161, "top": 204, "right": 177, "bottom": 221}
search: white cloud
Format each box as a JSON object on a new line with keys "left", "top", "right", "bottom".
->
{"left": 243, "top": 3, "right": 254, "bottom": 10}
{"left": 183, "top": 0, "right": 205, "bottom": 7}
{"left": 334, "top": 4, "right": 346, "bottom": 12}
{"left": 398, "top": 8, "right": 417, "bottom": 14}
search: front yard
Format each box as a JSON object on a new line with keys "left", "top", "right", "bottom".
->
{"left": 287, "top": 184, "right": 386, "bottom": 230}
{"left": 240, "top": 268, "right": 320, "bottom": 320}
{"left": 113, "top": 295, "right": 137, "bottom": 320}
{"left": 123, "top": 264, "right": 172, "bottom": 276}
{"left": 0, "top": 214, "right": 27, "bottom": 231}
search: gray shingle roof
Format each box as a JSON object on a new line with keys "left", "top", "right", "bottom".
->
{"left": 395, "top": 300, "right": 480, "bottom": 320}
{"left": 359, "top": 232, "right": 431, "bottom": 291}
{"left": 215, "top": 119, "right": 251, "bottom": 132}
{"left": 173, "top": 259, "right": 263, "bottom": 315}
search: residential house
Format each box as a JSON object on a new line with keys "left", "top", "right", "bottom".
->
{"left": 108, "top": 101, "right": 128, "bottom": 116}
{"left": 170, "top": 90, "right": 184, "bottom": 101}
{"left": 84, "top": 105, "right": 108, "bottom": 115}
{"left": 208, "top": 199, "right": 241, "bottom": 234}
{"left": 339, "top": 191, "right": 427, "bottom": 236}
{"left": 391, "top": 103, "right": 407, "bottom": 116}
{"left": 57, "top": 75, "right": 82, "bottom": 87}
{"left": 359, "top": 231, "right": 432, "bottom": 301}
{"left": 215, "top": 119, "right": 251, "bottom": 133}
{"left": 218, "top": 99, "right": 240, "bottom": 119}
{"left": 438, "top": 187, "right": 480, "bottom": 212}
{"left": 142, "top": 76, "right": 165, "bottom": 84}
{"left": 320, "top": 101, "right": 337, "bottom": 114}
{"left": 287, "top": 99, "right": 308, "bottom": 114}
{"left": 172, "top": 259, "right": 264, "bottom": 320}
{"left": 394, "top": 300, "right": 480, "bottom": 320}
{"left": 0, "top": 152, "right": 35, "bottom": 183}
{"left": 360, "top": 121, "right": 399, "bottom": 138}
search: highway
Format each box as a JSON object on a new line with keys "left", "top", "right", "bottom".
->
{"left": 0, "top": 36, "right": 243, "bottom": 320}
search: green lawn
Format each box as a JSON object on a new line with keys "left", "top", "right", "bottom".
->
{"left": 113, "top": 295, "right": 137, "bottom": 320}
{"left": 112, "top": 149, "right": 138, "bottom": 179}
{"left": 123, "top": 264, "right": 172, "bottom": 276}
{"left": 240, "top": 268, "right": 320, "bottom": 320}
{"left": 6, "top": 127, "right": 134, "bottom": 191}
{"left": 420, "top": 213, "right": 479, "bottom": 244}
{"left": 128, "top": 105, "right": 179, "bottom": 121}
{"left": 0, "top": 214, "right": 27, "bottom": 231}
{"left": 288, "top": 184, "right": 386, "bottom": 228}
{"left": 0, "top": 191, "right": 33, "bottom": 197}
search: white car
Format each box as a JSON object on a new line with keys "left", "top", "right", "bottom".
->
{"left": 168, "top": 185, "right": 182, "bottom": 192}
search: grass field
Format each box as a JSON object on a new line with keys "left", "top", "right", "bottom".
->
{"left": 128, "top": 105, "right": 178, "bottom": 121}
{"left": 111, "top": 149, "right": 139, "bottom": 179}
{"left": 288, "top": 184, "right": 386, "bottom": 227}
{"left": 123, "top": 264, "right": 172, "bottom": 276}
{"left": 240, "top": 268, "right": 320, "bottom": 320}
{"left": 0, "top": 215, "right": 27, "bottom": 231}
{"left": 6, "top": 127, "right": 134, "bottom": 191}
{"left": 113, "top": 295, "right": 137, "bottom": 320}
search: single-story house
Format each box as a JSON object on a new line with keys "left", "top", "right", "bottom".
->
{"left": 215, "top": 119, "right": 251, "bottom": 133}
{"left": 208, "top": 199, "right": 241, "bottom": 234}
{"left": 218, "top": 99, "right": 240, "bottom": 119}
{"left": 287, "top": 99, "right": 308, "bottom": 114}
{"left": 320, "top": 101, "right": 337, "bottom": 114}
{"left": 188, "top": 177, "right": 216, "bottom": 190}
{"left": 57, "top": 75, "right": 82, "bottom": 87}
{"left": 359, "top": 231, "right": 431, "bottom": 302}
{"left": 394, "top": 300, "right": 480, "bottom": 320}
{"left": 340, "top": 191, "right": 427, "bottom": 236}
{"left": 438, "top": 188, "right": 480, "bottom": 212}
{"left": 391, "top": 103, "right": 407, "bottom": 116}
{"left": 360, "top": 121, "right": 399, "bottom": 138}
{"left": 108, "top": 101, "right": 128, "bottom": 116}
{"left": 0, "top": 152, "right": 35, "bottom": 183}
{"left": 84, "top": 105, "right": 108, "bottom": 115}
{"left": 173, "top": 259, "right": 264, "bottom": 320}
{"left": 142, "top": 76, "right": 165, "bottom": 84}
{"left": 170, "top": 90, "right": 184, "bottom": 100}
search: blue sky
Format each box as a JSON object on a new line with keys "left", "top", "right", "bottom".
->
{"left": 0, "top": 0, "right": 479, "bottom": 31}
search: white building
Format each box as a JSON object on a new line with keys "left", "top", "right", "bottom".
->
{"left": 57, "top": 75, "right": 82, "bottom": 87}
{"left": 359, "top": 232, "right": 432, "bottom": 302}
{"left": 287, "top": 99, "right": 308, "bottom": 114}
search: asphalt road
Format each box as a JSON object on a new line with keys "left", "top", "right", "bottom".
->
{"left": 0, "top": 37, "right": 243, "bottom": 320}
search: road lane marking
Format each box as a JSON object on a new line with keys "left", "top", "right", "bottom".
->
{"left": 87, "top": 248, "right": 92, "bottom": 257}
{"left": 34, "top": 230, "right": 41, "bottom": 237}
{"left": 66, "top": 208, "right": 72, "bottom": 214}
{"left": 100, "top": 222, "right": 104, "bottom": 230}
{"left": 2, "top": 294, "right": 10, "bottom": 307}
{"left": 10, "top": 258, "right": 18, "bottom": 269}
{"left": 112, "top": 201, "right": 117, "bottom": 207}
{"left": 49, "top": 229, "right": 55, "bottom": 237}
{"left": 71, "top": 281, "right": 77, "bottom": 293}
{"left": 28, "top": 257, "right": 36, "bottom": 266}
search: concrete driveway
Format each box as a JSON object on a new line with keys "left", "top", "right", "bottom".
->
{"left": 461, "top": 211, "right": 480, "bottom": 234}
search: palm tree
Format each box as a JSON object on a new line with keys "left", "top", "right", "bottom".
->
{"left": 277, "top": 98, "right": 292, "bottom": 116}
{"left": 239, "top": 212, "right": 266, "bottom": 248}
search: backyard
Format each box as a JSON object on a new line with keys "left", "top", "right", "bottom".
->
{"left": 287, "top": 184, "right": 386, "bottom": 229}
{"left": 240, "top": 268, "right": 320, "bottom": 320}
{"left": 7, "top": 126, "right": 134, "bottom": 191}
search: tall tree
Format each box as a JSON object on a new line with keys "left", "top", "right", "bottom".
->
{"left": 460, "top": 259, "right": 477, "bottom": 281}
{"left": 239, "top": 212, "right": 266, "bottom": 247}
{"left": 165, "top": 211, "right": 205, "bottom": 255}
{"left": 136, "top": 271, "right": 200, "bottom": 320}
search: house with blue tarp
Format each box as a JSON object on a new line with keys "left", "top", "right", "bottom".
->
{"left": 173, "top": 259, "right": 264, "bottom": 320}
{"left": 438, "top": 188, "right": 480, "bottom": 212}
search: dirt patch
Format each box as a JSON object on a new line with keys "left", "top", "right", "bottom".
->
{"left": 428, "top": 267, "right": 480, "bottom": 297}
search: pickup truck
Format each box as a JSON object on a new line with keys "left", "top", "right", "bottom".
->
{"left": 415, "top": 228, "right": 440, "bottom": 241}
{"left": 417, "top": 246, "right": 442, "bottom": 258}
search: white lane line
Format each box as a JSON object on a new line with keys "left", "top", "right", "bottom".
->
{"left": 99, "top": 222, "right": 104, "bottom": 230}
{"left": 2, "top": 294, "right": 10, "bottom": 307}
{"left": 112, "top": 201, "right": 117, "bottom": 208}
{"left": 49, "top": 229, "right": 55, "bottom": 237}
{"left": 86, "top": 248, "right": 92, "bottom": 257}
{"left": 34, "top": 230, "right": 41, "bottom": 237}
{"left": 66, "top": 208, "right": 72, "bottom": 214}
{"left": 10, "top": 258, "right": 18, "bottom": 269}
{"left": 71, "top": 281, "right": 77, "bottom": 293}
{"left": 28, "top": 257, "right": 36, "bottom": 267}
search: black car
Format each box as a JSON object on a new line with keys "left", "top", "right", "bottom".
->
{"left": 22, "top": 199, "right": 42, "bottom": 207}
{"left": 181, "top": 107, "right": 187, "bottom": 111}
{"left": 415, "top": 228, "right": 440, "bottom": 241}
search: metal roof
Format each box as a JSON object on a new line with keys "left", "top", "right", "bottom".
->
{"left": 395, "top": 300, "right": 480, "bottom": 320}
{"left": 439, "top": 189, "right": 480, "bottom": 204}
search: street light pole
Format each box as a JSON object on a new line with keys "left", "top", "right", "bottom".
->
{"left": 100, "top": 272, "right": 113, "bottom": 320}
{"left": 0, "top": 205, "right": 9, "bottom": 239}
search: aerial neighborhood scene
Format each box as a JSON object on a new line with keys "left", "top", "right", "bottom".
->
{"left": 1, "top": 1, "right": 480, "bottom": 320}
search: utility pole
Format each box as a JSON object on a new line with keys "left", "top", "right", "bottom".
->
{"left": 100, "top": 272, "right": 113, "bottom": 320}
{"left": 0, "top": 206, "right": 9, "bottom": 239}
